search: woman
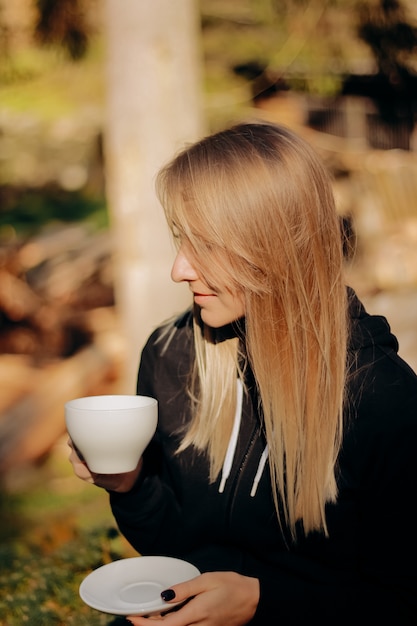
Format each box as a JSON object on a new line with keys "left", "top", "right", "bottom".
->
{"left": 70, "top": 122, "right": 417, "bottom": 625}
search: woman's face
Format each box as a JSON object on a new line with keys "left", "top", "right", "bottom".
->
{"left": 171, "top": 241, "right": 245, "bottom": 328}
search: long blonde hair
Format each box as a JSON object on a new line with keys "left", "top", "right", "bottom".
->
{"left": 156, "top": 122, "right": 348, "bottom": 537}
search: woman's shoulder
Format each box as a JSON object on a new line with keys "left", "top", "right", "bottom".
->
{"left": 142, "top": 307, "right": 194, "bottom": 359}
{"left": 137, "top": 308, "right": 194, "bottom": 397}
{"left": 346, "top": 288, "right": 417, "bottom": 436}
{"left": 348, "top": 288, "right": 417, "bottom": 380}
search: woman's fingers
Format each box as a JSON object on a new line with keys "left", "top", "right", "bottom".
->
{"left": 127, "top": 572, "right": 259, "bottom": 626}
{"left": 67, "top": 438, "right": 143, "bottom": 491}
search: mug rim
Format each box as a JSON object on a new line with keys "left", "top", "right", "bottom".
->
{"left": 65, "top": 394, "right": 157, "bottom": 412}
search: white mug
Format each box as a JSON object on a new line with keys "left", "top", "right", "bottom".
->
{"left": 65, "top": 394, "right": 157, "bottom": 474}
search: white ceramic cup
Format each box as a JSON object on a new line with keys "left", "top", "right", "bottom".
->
{"left": 65, "top": 394, "right": 158, "bottom": 474}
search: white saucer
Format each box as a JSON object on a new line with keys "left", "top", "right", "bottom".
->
{"left": 79, "top": 556, "right": 200, "bottom": 616}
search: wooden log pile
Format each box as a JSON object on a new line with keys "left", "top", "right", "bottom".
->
{"left": 0, "top": 224, "right": 125, "bottom": 475}
{"left": 0, "top": 224, "right": 115, "bottom": 359}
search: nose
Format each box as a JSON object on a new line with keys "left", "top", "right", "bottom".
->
{"left": 171, "top": 245, "right": 199, "bottom": 283}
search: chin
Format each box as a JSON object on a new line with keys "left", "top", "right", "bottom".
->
{"left": 199, "top": 311, "right": 241, "bottom": 329}
{"left": 200, "top": 316, "right": 224, "bottom": 328}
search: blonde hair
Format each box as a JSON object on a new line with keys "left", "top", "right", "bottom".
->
{"left": 156, "top": 122, "right": 348, "bottom": 538}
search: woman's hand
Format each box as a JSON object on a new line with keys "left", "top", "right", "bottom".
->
{"left": 67, "top": 438, "right": 143, "bottom": 492}
{"left": 127, "top": 571, "right": 259, "bottom": 626}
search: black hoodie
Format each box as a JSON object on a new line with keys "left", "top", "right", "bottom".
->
{"left": 110, "top": 289, "right": 417, "bottom": 624}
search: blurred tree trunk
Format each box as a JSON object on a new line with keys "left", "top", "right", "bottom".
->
{"left": 103, "top": 0, "right": 204, "bottom": 392}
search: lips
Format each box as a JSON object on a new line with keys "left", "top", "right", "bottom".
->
{"left": 191, "top": 285, "right": 216, "bottom": 296}
{"left": 193, "top": 292, "right": 217, "bottom": 305}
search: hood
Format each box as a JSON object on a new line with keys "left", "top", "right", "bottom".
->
{"left": 348, "top": 287, "right": 399, "bottom": 354}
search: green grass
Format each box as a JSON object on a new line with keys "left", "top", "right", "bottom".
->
{"left": 0, "top": 441, "right": 135, "bottom": 625}
{"left": 0, "top": 525, "right": 128, "bottom": 626}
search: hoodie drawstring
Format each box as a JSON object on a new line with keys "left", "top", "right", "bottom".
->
{"left": 218, "top": 379, "right": 243, "bottom": 493}
{"left": 250, "top": 444, "right": 269, "bottom": 497}
{"left": 218, "top": 380, "right": 269, "bottom": 496}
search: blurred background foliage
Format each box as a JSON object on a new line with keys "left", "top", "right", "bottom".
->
{"left": 0, "top": 0, "right": 416, "bottom": 234}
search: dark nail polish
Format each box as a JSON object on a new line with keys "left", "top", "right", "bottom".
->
{"left": 161, "top": 588, "right": 176, "bottom": 601}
